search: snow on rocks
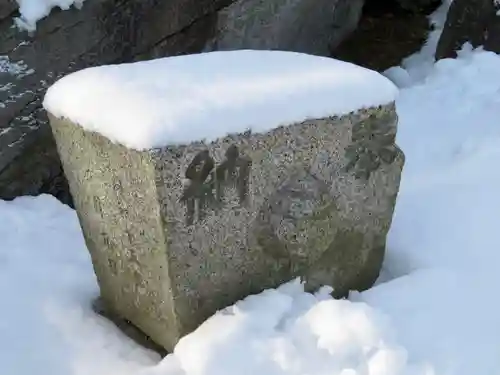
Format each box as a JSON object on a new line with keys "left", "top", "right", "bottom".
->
{"left": 0, "top": 54, "right": 33, "bottom": 78}
{"left": 0, "top": 54, "right": 34, "bottom": 107}
{"left": 14, "top": 0, "right": 85, "bottom": 32}
{"left": 43, "top": 50, "right": 398, "bottom": 150}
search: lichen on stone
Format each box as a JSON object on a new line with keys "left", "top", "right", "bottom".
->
{"left": 344, "top": 111, "right": 398, "bottom": 180}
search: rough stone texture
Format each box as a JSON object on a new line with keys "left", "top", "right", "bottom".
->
{"left": 436, "top": 0, "right": 500, "bottom": 60}
{"left": 204, "top": 0, "right": 364, "bottom": 55}
{"left": 48, "top": 102, "right": 404, "bottom": 351}
{"left": 0, "top": 0, "right": 233, "bottom": 204}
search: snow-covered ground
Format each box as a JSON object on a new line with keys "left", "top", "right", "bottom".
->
{"left": 4, "top": 4, "right": 500, "bottom": 375}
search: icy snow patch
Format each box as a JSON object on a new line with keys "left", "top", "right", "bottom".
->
{"left": 0, "top": 55, "right": 33, "bottom": 77}
{"left": 43, "top": 50, "right": 398, "bottom": 150}
{"left": 0, "top": 54, "right": 34, "bottom": 107}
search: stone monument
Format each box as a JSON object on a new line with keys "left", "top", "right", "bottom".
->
{"left": 44, "top": 51, "right": 404, "bottom": 351}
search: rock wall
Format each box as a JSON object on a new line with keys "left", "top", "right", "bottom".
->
{"left": 203, "top": 0, "right": 363, "bottom": 56}
{"left": 436, "top": 0, "right": 500, "bottom": 60}
{"left": 1, "top": 0, "right": 367, "bottom": 205}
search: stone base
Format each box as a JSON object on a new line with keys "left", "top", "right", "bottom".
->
{"left": 92, "top": 297, "right": 168, "bottom": 357}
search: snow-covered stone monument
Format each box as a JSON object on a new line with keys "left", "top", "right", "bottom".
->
{"left": 43, "top": 50, "right": 404, "bottom": 351}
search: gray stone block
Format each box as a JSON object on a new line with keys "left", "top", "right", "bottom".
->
{"left": 48, "top": 103, "right": 404, "bottom": 351}
{"left": 204, "top": 0, "right": 364, "bottom": 56}
{"left": 436, "top": 0, "right": 500, "bottom": 60}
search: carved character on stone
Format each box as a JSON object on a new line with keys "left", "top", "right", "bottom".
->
{"left": 215, "top": 145, "right": 252, "bottom": 204}
{"left": 254, "top": 170, "right": 339, "bottom": 279}
{"left": 180, "top": 145, "right": 251, "bottom": 225}
{"left": 344, "top": 114, "right": 398, "bottom": 180}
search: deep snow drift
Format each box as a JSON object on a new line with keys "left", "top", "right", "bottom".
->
{"left": 3, "top": 46, "right": 500, "bottom": 375}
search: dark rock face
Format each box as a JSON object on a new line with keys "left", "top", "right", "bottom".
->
{"left": 0, "top": 0, "right": 16, "bottom": 20}
{"left": 204, "top": 0, "right": 364, "bottom": 56}
{"left": 1, "top": 0, "right": 367, "bottom": 205}
{"left": 436, "top": 0, "right": 500, "bottom": 60}
{"left": 396, "top": 0, "right": 440, "bottom": 12}
{"left": 332, "top": 0, "right": 439, "bottom": 71}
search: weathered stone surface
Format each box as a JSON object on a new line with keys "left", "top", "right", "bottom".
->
{"left": 436, "top": 0, "right": 500, "bottom": 60}
{"left": 48, "top": 102, "right": 404, "bottom": 351}
{"left": 0, "top": 0, "right": 233, "bottom": 203}
{"left": 204, "top": 0, "right": 364, "bottom": 55}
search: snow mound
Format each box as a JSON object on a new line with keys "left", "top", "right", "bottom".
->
{"left": 43, "top": 50, "right": 398, "bottom": 150}
{"left": 15, "top": 0, "right": 85, "bottom": 32}
{"left": 142, "top": 279, "right": 432, "bottom": 375}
